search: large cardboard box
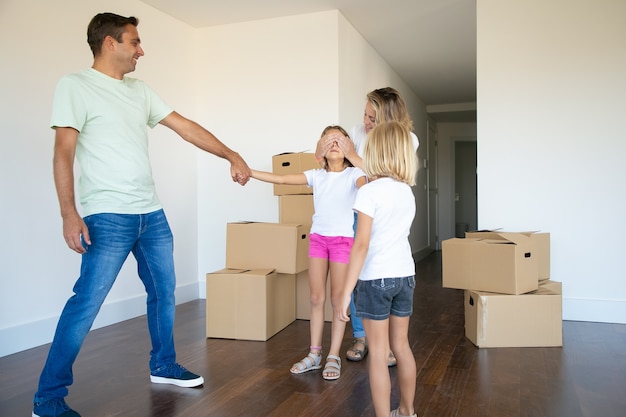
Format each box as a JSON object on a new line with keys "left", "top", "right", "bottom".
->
{"left": 442, "top": 234, "right": 538, "bottom": 294}
{"left": 206, "top": 268, "right": 295, "bottom": 341}
{"left": 226, "top": 222, "right": 310, "bottom": 274}
{"left": 464, "top": 280, "right": 563, "bottom": 348}
{"left": 466, "top": 230, "right": 550, "bottom": 279}
{"left": 279, "top": 194, "right": 314, "bottom": 226}
{"left": 271, "top": 152, "right": 318, "bottom": 195}
{"left": 295, "top": 270, "right": 333, "bottom": 322}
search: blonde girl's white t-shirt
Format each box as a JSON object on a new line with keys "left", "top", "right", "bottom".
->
{"left": 353, "top": 177, "right": 416, "bottom": 281}
{"left": 303, "top": 167, "right": 365, "bottom": 237}
{"left": 349, "top": 124, "right": 419, "bottom": 157}
{"left": 50, "top": 68, "right": 173, "bottom": 216}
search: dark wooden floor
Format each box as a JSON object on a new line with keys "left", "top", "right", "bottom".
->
{"left": 2, "top": 251, "right": 625, "bottom": 417}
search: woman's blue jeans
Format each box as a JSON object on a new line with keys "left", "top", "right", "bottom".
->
{"left": 350, "top": 292, "right": 366, "bottom": 338}
{"left": 34, "top": 210, "right": 177, "bottom": 401}
{"left": 350, "top": 211, "right": 365, "bottom": 338}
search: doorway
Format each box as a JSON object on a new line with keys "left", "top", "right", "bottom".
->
{"left": 453, "top": 140, "right": 477, "bottom": 237}
{"left": 427, "top": 122, "right": 439, "bottom": 250}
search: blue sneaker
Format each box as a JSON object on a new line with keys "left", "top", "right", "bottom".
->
{"left": 32, "top": 397, "right": 81, "bottom": 417}
{"left": 150, "top": 363, "right": 204, "bottom": 388}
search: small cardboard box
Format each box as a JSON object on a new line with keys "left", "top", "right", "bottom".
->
{"left": 271, "top": 152, "right": 318, "bottom": 195}
{"left": 466, "top": 230, "right": 550, "bottom": 279}
{"left": 442, "top": 234, "right": 538, "bottom": 294}
{"left": 206, "top": 268, "right": 296, "bottom": 341}
{"left": 226, "top": 222, "right": 310, "bottom": 274}
{"left": 464, "top": 280, "right": 563, "bottom": 348}
{"left": 295, "top": 269, "right": 333, "bottom": 322}
{"left": 279, "top": 194, "right": 314, "bottom": 226}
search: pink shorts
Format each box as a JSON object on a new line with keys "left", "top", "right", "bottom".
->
{"left": 308, "top": 233, "right": 354, "bottom": 264}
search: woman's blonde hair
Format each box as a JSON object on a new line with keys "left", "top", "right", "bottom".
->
{"left": 363, "top": 121, "right": 417, "bottom": 186}
{"left": 367, "top": 87, "right": 414, "bottom": 132}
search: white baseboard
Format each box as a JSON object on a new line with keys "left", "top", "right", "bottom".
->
{"left": 0, "top": 282, "right": 199, "bottom": 358}
{"left": 563, "top": 297, "right": 626, "bottom": 324}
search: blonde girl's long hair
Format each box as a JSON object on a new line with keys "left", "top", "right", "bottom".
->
{"left": 363, "top": 121, "right": 418, "bottom": 186}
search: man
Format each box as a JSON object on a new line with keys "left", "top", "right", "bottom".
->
{"left": 33, "top": 12, "right": 251, "bottom": 417}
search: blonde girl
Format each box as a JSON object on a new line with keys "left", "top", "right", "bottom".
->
{"left": 337, "top": 121, "right": 419, "bottom": 417}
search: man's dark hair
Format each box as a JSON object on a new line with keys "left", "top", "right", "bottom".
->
{"left": 87, "top": 12, "right": 139, "bottom": 57}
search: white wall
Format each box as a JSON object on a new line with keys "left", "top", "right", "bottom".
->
{"left": 0, "top": 3, "right": 428, "bottom": 357}
{"left": 194, "top": 11, "right": 341, "bottom": 283}
{"left": 477, "top": 0, "right": 626, "bottom": 323}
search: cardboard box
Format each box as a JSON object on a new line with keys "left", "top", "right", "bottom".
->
{"left": 206, "top": 268, "right": 295, "bottom": 341}
{"left": 442, "top": 234, "right": 538, "bottom": 294}
{"left": 279, "top": 194, "right": 314, "bottom": 226}
{"left": 271, "top": 152, "right": 318, "bottom": 195}
{"left": 226, "top": 222, "right": 310, "bottom": 274}
{"left": 295, "top": 269, "right": 333, "bottom": 322}
{"left": 464, "top": 280, "right": 563, "bottom": 348}
{"left": 466, "top": 230, "right": 550, "bottom": 279}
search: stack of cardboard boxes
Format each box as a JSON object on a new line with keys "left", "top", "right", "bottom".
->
{"left": 205, "top": 152, "right": 323, "bottom": 342}
{"left": 442, "top": 231, "right": 562, "bottom": 348}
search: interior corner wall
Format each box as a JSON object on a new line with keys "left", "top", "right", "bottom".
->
{"left": 477, "top": 0, "right": 626, "bottom": 322}
{"left": 193, "top": 10, "right": 430, "bottom": 293}
{"left": 337, "top": 13, "right": 430, "bottom": 255}
{"left": 193, "top": 11, "right": 341, "bottom": 289}
{"left": 0, "top": 0, "right": 199, "bottom": 357}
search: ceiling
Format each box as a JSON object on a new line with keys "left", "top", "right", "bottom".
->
{"left": 140, "top": 0, "right": 476, "bottom": 121}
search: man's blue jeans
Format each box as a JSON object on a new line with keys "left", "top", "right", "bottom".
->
{"left": 34, "top": 210, "right": 177, "bottom": 401}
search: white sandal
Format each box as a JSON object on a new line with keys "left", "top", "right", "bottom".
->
{"left": 322, "top": 354, "right": 342, "bottom": 380}
{"left": 390, "top": 408, "right": 417, "bottom": 417}
{"left": 290, "top": 352, "right": 322, "bottom": 374}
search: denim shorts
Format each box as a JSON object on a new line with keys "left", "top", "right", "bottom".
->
{"left": 354, "top": 276, "right": 416, "bottom": 320}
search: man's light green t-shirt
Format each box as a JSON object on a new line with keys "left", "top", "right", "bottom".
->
{"left": 50, "top": 68, "right": 173, "bottom": 216}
